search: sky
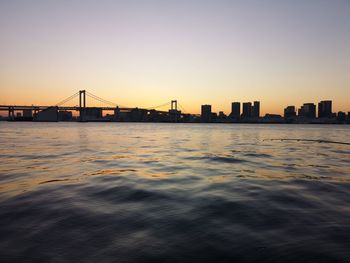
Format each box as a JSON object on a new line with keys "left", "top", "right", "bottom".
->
{"left": 0, "top": 0, "right": 349, "bottom": 115}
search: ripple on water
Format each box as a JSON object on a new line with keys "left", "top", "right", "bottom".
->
{"left": 184, "top": 154, "right": 247, "bottom": 164}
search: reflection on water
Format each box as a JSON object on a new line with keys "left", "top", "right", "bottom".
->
{"left": 0, "top": 123, "right": 349, "bottom": 262}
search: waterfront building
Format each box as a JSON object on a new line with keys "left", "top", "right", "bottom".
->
{"left": 242, "top": 102, "right": 252, "bottom": 118}
{"left": 337, "top": 111, "right": 346, "bottom": 122}
{"left": 35, "top": 107, "right": 58, "bottom": 122}
{"left": 127, "top": 108, "right": 148, "bottom": 122}
{"left": 58, "top": 111, "right": 73, "bottom": 121}
{"left": 230, "top": 102, "right": 240, "bottom": 118}
{"left": 83, "top": 108, "right": 103, "bottom": 119}
{"left": 201, "top": 104, "right": 212, "bottom": 122}
{"left": 298, "top": 103, "right": 316, "bottom": 118}
{"left": 318, "top": 100, "right": 332, "bottom": 118}
{"left": 262, "top": 114, "right": 283, "bottom": 123}
{"left": 252, "top": 101, "right": 260, "bottom": 118}
{"left": 284, "top": 106, "right": 296, "bottom": 118}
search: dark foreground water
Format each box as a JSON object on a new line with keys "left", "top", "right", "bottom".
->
{"left": 0, "top": 123, "right": 349, "bottom": 262}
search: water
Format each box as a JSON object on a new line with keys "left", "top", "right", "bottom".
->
{"left": 0, "top": 122, "right": 349, "bottom": 262}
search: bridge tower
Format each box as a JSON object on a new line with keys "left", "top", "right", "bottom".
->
{"left": 171, "top": 100, "right": 177, "bottom": 111}
{"left": 170, "top": 100, "right": 178, "bottom": 122}
{"left": 79, "top": 90, "right": 86, "bottom": 121}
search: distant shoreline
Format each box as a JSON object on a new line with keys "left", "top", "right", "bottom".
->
{"left": 1, "top": 119, "right": 349, "bottom": 125}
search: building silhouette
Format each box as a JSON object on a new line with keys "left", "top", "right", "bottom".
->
{"left": 284, "top": 106, "right": 296, "bottom": 118}
{"left": 298, "top": 103, "right": 316, "bottom": 118}
{"left": 318, "top": 100, "right": 332, "bottom": 118}
{"left": 34, "top": 107, "right": 59, "bottom": 122}
{"left": 242, "top": 102, "right": 252, "bottom": 118}
{"left": 230, "top": 102, "right": 240, "bottom": 118}
{"left": 337, "top": 111, "right": 346, "bottom": 123}
{"left": 201, "top": 104, "right": 212, "bottom": 123}
{"left": 252, "top": 101, "right": 260, "bottom": 118}
{"left": 58, "top": 111, "right": 73, "bottom": 121}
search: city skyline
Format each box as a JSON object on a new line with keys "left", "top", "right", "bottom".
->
{"left": 1, "top": 89, "right": 349, "bottom": 123}
{"left": 0, "top": 88, "right": 349, "bottom": 118}
{"left": 1, "top": 0, "right": 350, "bottom": 114}
{"left": 1, "top": 91, "right": 349, "bottom": 118}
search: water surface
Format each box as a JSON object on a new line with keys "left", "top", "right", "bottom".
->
{"left": 0, "top": 123, "right": 349, "bottom": 262}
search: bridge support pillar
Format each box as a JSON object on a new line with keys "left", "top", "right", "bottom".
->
{"left": 8, "top": 107, "right": 15, "bottom": 120}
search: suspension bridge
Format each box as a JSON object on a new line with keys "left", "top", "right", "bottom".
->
{"left": 0, "top": 90, "right": 194, "bottom": 122}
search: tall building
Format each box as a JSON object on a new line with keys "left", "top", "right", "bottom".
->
{"left": 201, "top": 104, "right": 212, "bottom": 122}
{"left": 242, "top": 102, "right": 252, "bottom": 118}
{"left": 252, "top": 101, "right": 260, "bottom": 118}
{"left": 284, "top": 106, "right": 296, "bottom": 118}
{"left": 318, "top": 100, "right": 332, "bottom": 118}
{"left": 298, "top": 103, "right": 316, "bottom": 118}
{"left": 231, "top": 102, "right": 240, "bottom": 118}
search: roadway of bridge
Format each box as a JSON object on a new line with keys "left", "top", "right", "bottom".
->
{"left": 0, "top": 105, "right": 181, "bottom": 115}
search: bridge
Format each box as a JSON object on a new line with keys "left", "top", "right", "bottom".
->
{"left": 0, "top": 90, "right": 195, "bottom": 122}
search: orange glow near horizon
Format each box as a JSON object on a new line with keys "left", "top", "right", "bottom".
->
{"left": 1, "top": 80, "right": 349, "bottom": 116}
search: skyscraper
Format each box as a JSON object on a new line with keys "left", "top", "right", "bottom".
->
{"left": 252, "top": 101, "right": 260, "bottom": 118}
{"left": 298, "top": 103, "right": 316, "bottom": 118}
{"left": 231, "top": 102, "right": 240, "bottom": 118}
{"left": 242, "top": 102, "right": 252, "bottom": 118}
{"left": 201, "top": 104, "right": 212, "bottom": 122}
{"left": 318, "top": 100, "right": 332, "bottom": 118}
{"left": 284, "top": 106, "right": 296, "bottom": 118}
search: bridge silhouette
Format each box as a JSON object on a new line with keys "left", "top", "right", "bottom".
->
{"left": 0, "top": 90, "right": 194, "bottom": 122}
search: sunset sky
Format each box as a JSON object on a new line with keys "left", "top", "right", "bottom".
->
{"left": 0, "top": 0, "right": 349, "bottom": 115}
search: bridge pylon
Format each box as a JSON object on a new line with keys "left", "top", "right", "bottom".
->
{"left": 170, "top": 100, "right": 179, "bottom": 122}
{"left": 79, "top": 90, "right": 86, "bottom": 121}
{"left": 171, "top": 100, "right": 177, "bottom": 111}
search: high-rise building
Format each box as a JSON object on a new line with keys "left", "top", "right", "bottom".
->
{"left": 298, "top": 103, "right": 316, "bottom": 118}
{"left": 201, "top": 104, "right": 212, "bottom": 122}
{"left": 318, "top": 100, "right": 332, "bottom": 118}
{"left": 231, "top": 102, "right": 240, "bottom": 118}
{"left": 252, "top": 101, "right": 260, "bottom": 118}
{"left": 284, "top": 106, "right": 296, "bottom": 118}
{"left": 242, "top": 102, "right": 252, "bottom": 118}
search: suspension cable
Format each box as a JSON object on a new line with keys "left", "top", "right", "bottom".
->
{"left": 177, "top": 102, "right": 188, "bottom": 113}
{"left": 86, "top": 91, "right": 127, "bottom": 107}
{"left": 55, "top": 92, "right": 79, "bottom": 106}
{"left": 149, "top": 101, "right": 171, "bottom": 110}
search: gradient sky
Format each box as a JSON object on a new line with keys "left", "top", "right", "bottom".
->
{"left": 1, "top": 0, "right": 349, "bottom": 114}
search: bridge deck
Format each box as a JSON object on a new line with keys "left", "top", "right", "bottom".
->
{"left": 0, "top": 105, "right": 174, "bottom": 115}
